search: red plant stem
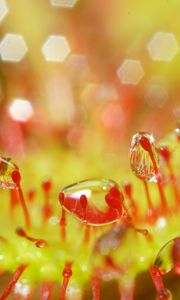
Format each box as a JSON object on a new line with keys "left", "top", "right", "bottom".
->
{"left": 60, "top": 208, "right": 66, "bottom": 241}
{"left": 167, "top": 160, "right": 180, "bottom": 204}
{"left": 59, "top": 263, "right": 72, "bottom": 300}
{"left": 92, "top": 275, "right": 100, "bottom": 300}
{"left": 124, "top": 183, "right": 138, "bottom": 217}
{"left": 84, "top": 225, "right": 90, "bottom": 244}
{"left": 11, "top": 171, "right": 31, "bottom": 230}
{"left": 18, "top": 186, "right": 31, "bottom": 230}
{"left": 0, "top": 264, "right": 28, "bottom": 300}
{"left": 142, "top": 180, "right": 153, "bottom": 210}
{"left": 16, "top": 228, "right": 47, "bottom": 248}
{"left": 149, "top": 148, "right": 167, "bottom": 212}
{"left": 42, "top": 182, "right": 52, "bottom": 223}
{"left": 140, "top": 138, "right": 168, "bottom": 212}
{"left": 105, "top": 256, "right": 123, "bottom": 272}
{"left": 10, "top": 189, "right": 19, "bottom": 217}
{"left": 41, "top": 282, "right": 54, "bottom": 300}
{"left": 150, "top": 265, "right": 165, "bottom": 293}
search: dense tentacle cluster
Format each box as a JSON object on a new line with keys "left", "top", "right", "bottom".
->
{"left": 0, "top": 129, "right": 179, "bottom": 300}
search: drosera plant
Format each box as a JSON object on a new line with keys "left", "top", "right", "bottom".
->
{"left": 0, "top": 127, "right": 179, "bottom": 299}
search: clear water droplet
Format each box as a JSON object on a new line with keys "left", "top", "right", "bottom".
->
{"left": 154, "top": 238, "right": 175, "bottom": 274}
{"left": 171, "top": 237, "right": 180, "bottom": 274}
{"left": 156, "top": 289, "right": 172, "bottom": 300}
{"left": 129, "top": 132, "right": 159, "bottom": 181}
{"left": 60, "top": 179, "right": 122, "bottom": 225}
{"left": 0, "top": 157, "right": 19, "bottom": 189}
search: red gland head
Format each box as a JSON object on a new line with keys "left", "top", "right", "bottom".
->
{"left": 42, "top": 179, "right": 52, "bottom": 193}
{"left": 139, "top": 135, "right": 152, "bottom": 152}
{"left": 105, "top": 187, "right": 123, "bottom": 212}
{"left": 11, "top": 170, "right": 21, "bottom": 186}
{"left": 16, "top": 227, "right": 26, "bottom": 237}
{"left": 123, "top": 182, "right": 132, "bottom": 198}
{"left": 63, "top": 262, "right": 72, "bottom": 277}
{"left": 80, "top": 194, "right": 88, "bottom": 209}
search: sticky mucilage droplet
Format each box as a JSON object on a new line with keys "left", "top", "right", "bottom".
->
{"left": 129, "top": 132, "right": 159, "bottom": 181}
{"left": 154, "top": 238, "right": 180, "bottom": 275}
{"left": 59, "top": 179, "right": 123, "bottom": 226}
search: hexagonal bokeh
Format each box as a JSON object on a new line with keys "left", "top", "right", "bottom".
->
{"left": 147, "top": 32, "right": 179, "bottom": 62}
{"left": 41, "top": 35, "right": 71, "bottom": 62}
{"left": 50, "top": 0, "right": 78, "bottom": 8}
{"left": 117, "top": 59, "right": 144, "bottom": 85}
{"left": 0, "top": 0, "right": 8, "bottom": 23}
{"left": 0, "top": 33, "right": 28, "bottom": 62}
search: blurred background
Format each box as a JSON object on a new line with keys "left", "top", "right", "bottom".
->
{"left": 0, "top": 0, "right": 179, "bottom": 161}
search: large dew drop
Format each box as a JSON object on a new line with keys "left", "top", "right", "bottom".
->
{"left": 0, "top": 157, "right": 19, "bottom": 189}
{"left": 59, "top": 179, "right": 123, "bottom": 226}
{"left": 129, "top": 132, "right": 159, "bottom": 181}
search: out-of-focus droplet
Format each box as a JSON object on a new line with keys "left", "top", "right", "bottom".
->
{"left": 41, "top": 35, "right": 70, "bottom": 62}
{"left": 0, "top": 33, "right": 28, "bottom": 62}
{"left": 0, "top": 0, "right": 8, "bottom": 23}
{"left": 60, "top": 179, "right": 123, "bottom": 226}
{"left": 8, "top": 98, "right": 34, "bottom": 123}
{"left": 117, "top": 59, "right": 144, "bottom": 85}
{"left": 0, "top": 157, "right": 19, "bottom": 189}
{"left": 156, "top": 289, "right": 172, "bottom": 300}
{"left": 14, "top": 280, "right": 31, "bottom": 298}
{"left": 94, "top": 224, "right": 129, "bottom": 255}
{"left": 147, "top": 32, "right": 179, "bottom": 62}
{"left": 171, "top": 237, "right": 180, "bottom": 275}
{"left": 129, "top": 132, "right": 159, "bottom": 181}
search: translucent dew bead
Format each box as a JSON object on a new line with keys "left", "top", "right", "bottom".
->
{"left": 129, "top": 132, "right": 159, "bottom": 181}
{"left": 59, "top": 179, "right": 123, "bottom": 226}
{"left": 154, "top": 238, "right": 180, "bottom": 275}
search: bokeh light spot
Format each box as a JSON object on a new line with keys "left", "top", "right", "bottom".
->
{"left": 8, "top": 99, "right": 34, "bottom": 122}
{"left": 95, "top": 84, "right": 118, "bottom": 102}
{"left": 144, "top": 83, "right": 168, "bottom": 108}
{"left": 0, "top": 33, "right": 28, "bottom": 62}
{"left": 50, "top": 0, "right": 78, "bottom": 8}
{"left": 147, "top": 32, "right": 179, "bottom": 62}
{"left": 41, "top": 35, "right": 71, "bottom": 62}
{"left": 0, "top": 0, "right": 8, "bottom": 23}
{"left": 117, "top": 59, "right": 144, "bottom": 85}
